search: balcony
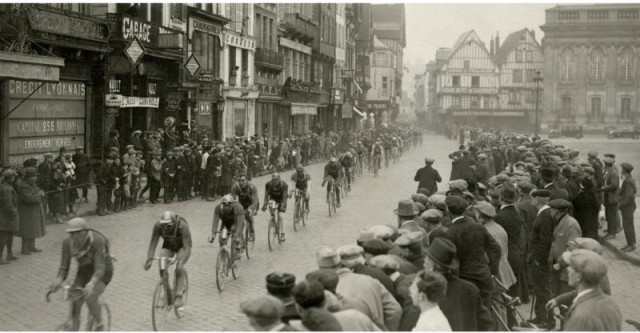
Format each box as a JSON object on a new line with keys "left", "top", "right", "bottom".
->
{"left": 320, "top": 42, "right": 335, "bottom": 59}
{"left": 255, "top": 48, "right": 284, "bottom": 70}
{"left": 283, "top": 13, "right": 317, "bottom": 44}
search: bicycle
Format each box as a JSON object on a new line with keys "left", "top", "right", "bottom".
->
{"left": 46, "top": 285, "right": 111, "bottom": 331}
{"left": 267, "top": 200, "right": 283, "bottom": 251}
{"left": 326, "top": 179, "right": 338, "bottom": 217}
{"left": 211, "top": 227, "right": 240, "bottom": 292}
{"left": 290, "top": 189, "right": 308, "bottom": 232}
{"left": 372, "top": 155, "right": 381, "bottom": 177}
{"left": 391, "top": 147, "right": 399, "bottom": 163}
{"left": 149, "top": 256, "right": 189, "bottom": 331}
{"left": 243, "top": 211, "right": 255, "bottom": 259}
{"left": 490, "top": 276, "right": 543, "bottom": 331}
{"left": 341, "top": 171, "right": 350, "bottom": 197}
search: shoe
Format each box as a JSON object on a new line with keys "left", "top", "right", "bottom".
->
{"left": 603, "top": 234, "right": 615, "bottom": 240}
{"left": 7, "top": 255, "right": 18, "bottom": 261}
{"left": 0, "top": 259, "right": 9, "bottom": 265}
{"left": 623, "top": 245, "right": 636, "bottom": 253}
{"left": 30, "top": 248, "right": 42, "bottom": 253}
{"left": 21, "top": 251, "right": 31, "bottom": 255}
{"left": 281, "top": 233, "right": 286, "bottom": 242}
{"left": 97, "top": 210, "right": 106, "bottom": 216}
{"left": 336, "top": 202, "right": 341, "bottom": 208}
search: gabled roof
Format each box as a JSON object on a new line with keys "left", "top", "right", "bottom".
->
{"left": 493, "top": 28, "right": 540, "bottom": 65}
{"left": 446, "top": 30, "right": 492, "bottom": 64}
{"left": 451, "top": 30, "right": 476, "bottom": 53}
{"left": 373, "top": 35, "right": 391, "bottom": 50}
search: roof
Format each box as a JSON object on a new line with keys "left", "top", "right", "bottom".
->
{"left": 446, "top": 30, "right": 491, "bottom": 63}
{"left": 493, "top": 28, "right": 541, "bottom": 65}
{"left": 548, "top": 3, "right": 640, "bottom": 11}
{"left": 373, "top": 35, "right": 391, "bottom": 50}
{"left": 451, "top": 30, "right": 476, "bottom": 53}
{"left": 371, "top": 4, "right": 406, "bottom": 47}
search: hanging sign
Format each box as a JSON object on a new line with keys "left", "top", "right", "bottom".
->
{"left": 184, "top": 54, "right": 201, "bottom": 78}
{"left": 124, "top": 37, "right": 146, "bottom": 65}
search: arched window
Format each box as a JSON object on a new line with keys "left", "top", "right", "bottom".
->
{"left": 618, "top": 47, "right": 635, "bottom": 81}
{"left": 589, "top": 48, "right": 606, "bottom": 81}
{"left": 560, "top": 48, "right": 576, "bottom": 81}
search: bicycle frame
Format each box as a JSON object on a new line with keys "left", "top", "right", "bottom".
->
{"left": 154, "top": 257, "right": 178, "bottom": 306}
{"left": 46, "top": 286, "right": 110, "bottom": 331}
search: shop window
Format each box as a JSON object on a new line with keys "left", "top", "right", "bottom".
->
{"left": 621, "top": 96, "right": 633, "bottom": 120}
{"left": 229, "top": 46, "right": 238, "bottom": 86}
{"left": 483, "top": 97, "right": 491, "bottom": 109}
{"left": 382, "top": 77, "right": 388, "bottom": 96}
{"left": 470, "top": 96, "right": 480, "bottom": 108}
{"left": 591, "top": 96, "right": 603, "bottom": 118}
{"left": 242, "top": 50, "right": 249, "bottom": 87}
{"left": 234, "top": 104, "right": 247, "bottom": 136}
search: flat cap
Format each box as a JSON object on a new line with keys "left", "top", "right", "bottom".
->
{"left": 604, "top": 153, "right": 616, "bottom": 159}
{"left": 421, "top": 209, "right": 443, "bottom": 222}
{"left": 411, "top": 193, "right": 430, "bottom": 206}
{"left": 316, "top": 247, "right": 340, "bottom": 268}
{"left": 561, "top": 249, "right": 607, "bottom": 285}
{"left": 429, "top": 194, "right": 447, "bottom": 210}
{"left": 475, "top": 201, "right": 496, "bottom": 218}
{"left": 266, "top": 272, "right": 296, "bottom": 290}
{"left": 445, "top": 195, "right": 468, "bottom": 215}
{"left": 126, "top": 144, "right": 134, "bottom": 149}
{"left": 368, "top": 255, "right": 400, "bottom": 271}
{"left": 587, "top": 151, "right": 598, "bottom": 158}
{"left": 413, "top": 202, "right": 427, "bottom": 214}
{"left": 449, "top": 179, "right": 468, "bottom": 191}
{"left": 306, "top": 269, "right": 339, "bottom": 292}
{"left": 583, "top": 166, "right": 595, "bottom": 174}
{"left": 240, "top": 295, "right": 284, "bottom": 319}
{"left": 549, "top": 199, "right": 571, "bottom": 210}
{"left": 477, "top": 153, "right": 487, "bottom": 160}
{"left": 361, "top": 239, "right": 393, "bottom": 256}
{"left": 425, "top": 157, "right": 435, "bottom": 164}
{"left": 568, "top": 237, "right": 604, "bottom": 255}
{"left": 603, "top": 157, "right": 614, "bottom": 165}
{"left": 44, "top": 152, "right": 55, "bottom": 158}
{"left": 23, "top": 167, "right": 37, "bottom": 178}
{"left": 394, "top": 231, "right": 423, "bottom": 247}
{"left": 357, "top": 229, "right": 377, "bottom": 243}
{"left": 621, "top": 162, "right": 634, "bottom": 173}
{"left": 531, "top": 189, "right": 551, "bottom": 198}
{"left": 337, "top": 245, "right": 364, "bottom": 260}
{"left": 517, "top": 145, "right": 527, "bottom": 152}
{"left": 496, "top": 174, "right": 511, "bottom": 183}
{"left": 369, "top": 225, "right": 395, "bottom": 240}
{"left": 1, "top": 169, "right": 17, "bottom": 178}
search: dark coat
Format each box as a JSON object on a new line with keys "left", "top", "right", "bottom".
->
{"left": 492, "top": 152, "right": 504, "bottom": 174}
{"left": 15, "top": 179, "right": 46, "bottom": 238}
{"left": 544, "top": 182, "right": 569, "bottom": 201}
{"left": 37, "top": 161, "right": 53, "bottom": 191}
{"left": 0, "top": 181, "right": 19, "bottom": 232}
{"left": 528, "top": 207, "right": 554, "bottom": 265}
{"left": 494, "top": 205, "right": 524, "bottom": 275}
{"left": 563, "top": 289, "right": 622, "bottom": 331}
{"left": 450, "top": 155, "right": 476, "bottom": 181}
{"left": 602, "top": 167, "right": 620, "bottom": 204}
{"left": 72, "top": 153, "right": 91, "bottom": 185}
{"left": 414, "top": 165, "right": 441, "bottom": 193}
{"left": 446, "top": 217, "right": 501, "bottom": 294}
{"left": 440, "top": 274, "right": 494, "bottom": 331}
{"left": 353, "top": 264, "right": 396, "bottom": 297}
{"left": 565, "top": 178, "right": 581, "bottom": 202}
{"left": 619, "top": 175, "right": 637, "bottom": 209}
{"left": 592, "top": 160, "right": 604, "bottom": 188}
{"left": 475, "top": 161, "right": 490, "bottom": 186}
{"left": 572, "top": 188, "right": 600, "bottom": 240}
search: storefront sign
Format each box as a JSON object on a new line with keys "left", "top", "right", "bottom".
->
{"left": 452, "top": 110, "right": 525, "bottom": 117}
{"left": 441, "top": 87, "right": 498, "bottom": 95}
{"left": 198, "top": 102, "right": 211, "bottom": 115}
{"left": 122, "top": 96, "right": 160, "bottom": 108}
{"left": 197, "top": 70, "right": 214, "bottom": 82}
{"left": 367, "top": 101, "right": 389, "bottom": 110}
{"left": 10, "top": 119, "right": 85, "bottom": 137}
{"left": 124, "top": 37, "right": 146, "bottom": 65}
{"left": 120, "top": 15, "right": 182, "bottom": 50}
{"left": 189, "top": 17, "right": 222, "bottom": 38}
{"left": 158, "top": 33, "right": 183, "bottom": 49}
{"left": 223, "top": 32, "right": 256, "bottom": 51}
{"left": 184, "top": 54, "right": 201, "bottom": 78}
{"left": 342, "top": 101, "right": 353, "bottom": 119}
{"left": 8, "top": 80, "right": 85, "bottom": 99}
{"left": 105, "top": 94, "right": 124, "bottom": 107}
{"left": 166, "top": 98, "right": 181, "bottom": 112}
{"left": 106, "top": 107, "right": 119, "bottom": 116}
{"left": 331, "top": 89, "right": 344, "bottom": 105}
{"left": 122, "top": 16, "right": 152, "bottom": 43}
{"left": 0, "top": 61, "right": 60, "bottom": 82}
{"left": 27, "top": 7, "right": 109, "bottom": 42}
{"left": 291, "top": 104, "right": 318, "bottom": 116}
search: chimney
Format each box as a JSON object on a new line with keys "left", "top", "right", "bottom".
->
{"left": 490, "top": 34, "right": 494, "bottom": 55}
{"left": 495, "top": 31, "right": 500, "bottom": 50}
{"left": 531, "top": 29, "right": 536, "bottom": 41}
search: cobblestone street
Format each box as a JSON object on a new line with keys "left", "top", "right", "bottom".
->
{"left": 1, "top": 134, "right": 639, "bottom": 331}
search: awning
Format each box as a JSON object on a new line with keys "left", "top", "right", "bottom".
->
{"left": 353, "top": 106, "right": 366, "bottom": 118}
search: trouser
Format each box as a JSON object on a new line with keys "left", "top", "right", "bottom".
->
{"left": 70, "top": 279, "right": 106, "bottom": 330}
{"left": 96, "top": 185, "right": 106, "bottom": 212}
{"left": 159, "top": 248, "right": 189, "bottom": 299}
{"left": 530, "top": 263, "right": 553, "bottom": 324}
{"left": 200, "top": 172, "right": 207, "bottom": 198}
{"left": 149, "top": 178, "right": 161, "bottom": 203}
{"left": 175, "top": 174, "right": 185, "bottom": 200}
{"left": 140, "top": 183, "right": 151, "bottom": 198}
{"left": 206, "top": 175, "right": 220, "bottom": 199}
{"left": 550, "top": 269, "right": 571, "bottom": 299}
{"left": 344, "top": 167, "right": 352, "bottom": 186}
{"left": 163, "top": 182, "right": 175, "bottom": 203}
{"left": 621, "top": 205, "right": 637, "bottom": 245}
{"left": 0, "top": 231, "right": 14, "bottom": 258}
{"left": 244, "top": 209, "right": 255, "bottom": 235}
{"left": 182, "top": 174, "right": 193, "bottom": 199}
{"left": 21, "top": 237, "right": 37, "bottom": 253}
{"left": 79, "top": 186, "right": 88, "bottom": 199}
{"left": 605, "top": 203, "right": 621, "bottom": 234}
{"left": 326, "top": 180, "right": 341, "bottom": 204}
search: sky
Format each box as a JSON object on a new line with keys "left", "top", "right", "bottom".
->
{"left": 403, "top": 3, "right": 554, "bottom": 88}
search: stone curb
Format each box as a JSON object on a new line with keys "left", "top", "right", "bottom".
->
{"left": 600, "top": 238, "right": 640, "bottom": 266}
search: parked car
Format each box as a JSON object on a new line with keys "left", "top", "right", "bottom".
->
{"left": 548, "top": 125, "right": 583, "bottom": 139}
{"left": 607, "top": 126, "right": 640, "bottom": 139}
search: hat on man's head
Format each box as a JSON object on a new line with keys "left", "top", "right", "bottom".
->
{"left": 266, "top": 272, "right": 296, "bottom": 291}
{"left": 361, "top": 239, "right": 393, "bottom": 256}
{"left": 369, "top": 225, "right": 395, "bottom": 240}
{"left": 603, "top": 157, "right": 614, "bottom": 166}
{"left": 421, "top": 209, "right": 443, "bottom": 223}
{"left": 425, "top": 238, "right": 459, "bottom": 270}
{"left": 357, "top": 229, "right": 376, "bottom": 244}
{"left": 337, "top": 245, "right": 364, "bottom": 261}
{"left": 240, "top": 295, "right": 284, "bottom": 320}
{"left": 425, "top": 157, "right": 435, "bottom": 164}
{"left": 549, "top": 199, "right": 571, "bottom": 210}
{"left": 621, "top": 162, "right": 634, "bottom": 173}
{"left": 430, "top": 194, "right": 447, "bottom": 210}
{"left": 23, "top": 167, "right": 37, "bottom": 178}
{"left": 445, "top": 195, "right": 468, "bottom": 215}
{"left": 1, "top": 169, "right": 17, "bottom": 178}
{"left": 316, "top": 247, "right": 340, "bottom": 268}
{"left": 44, "top": 152, "right": 55, "bottom": 158}
{"left": 531, "top": 189, "right": 551, "bottom": 198}
{"left": 306, "top": 269, "right": 339, "bottom": 292}
{"left": 411, "top": 193, "right": 430, "bottom": 206}
{"left": 500, "top": 182, "right": 520, "bottom": 204}
{"left": 604, "top": 153, "right": 616, "bottom": 159}
{"left": 394, "top": 231, "right": 423, "bottom": 247}
{"left": 560, "top": 249, "right": 608, "bottom": 286}
{"left": 496, "top": 174, "right": 511, "bottom": 183}
{"left": 413, "top": 202, "right": 427, "bottom": 214}
{"left": 568, "top": 237, "right": 604, "bottom": 255}
{"left": 394, "top": 200, "right": 419, "bottom": 217}
{"left": 449, "top": 179, "right": 468, "bottom": 192}
{"left": 587, "top": 151, "right": 598, "bottom": 158}
{"left": 368, "top": 255, "right": 400, "bottom": 271}
{"left": 540, "top": 167, "right": 555, "bottom": 181}
{"left": 475, "top": 201, "right": 496, "bottom": 218}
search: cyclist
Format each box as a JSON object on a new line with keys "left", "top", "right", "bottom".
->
{"left": 356, "top": 141, "right": 366, "bottom": 171}
{"left": 371, "top": 140, "right": 385, "bottom": 172}
{"left": 290, "top": 165, "right": 311, "bottom": 214}
{"left": 144, "top": 211, "right": 192, "bottom": 309}
{"left": 383, "top": 137, "right": 392, "bottom": 166}
{"left": 340, "top": 152, "right": 354, "bottom": 190}
{"left": 322, "top": 157, "right": 342, "bottom": 208}
{"left": 262, "top": 173, "right": 289, "bottom": 242}
{"left": 210, "top": 195, "right": 245, "bottom": 259}
{"left": 49, "top": 218, "right": 114, "bottom": 331}
{"left": 230, "top": 174, "right": 259, "bottom": 242}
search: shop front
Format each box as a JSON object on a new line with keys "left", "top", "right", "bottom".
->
{"left": 367, "top": 100, "right": 390, "bottom": 127}
{"left": 223, "top": 92, "right": 260, "bottom": 139}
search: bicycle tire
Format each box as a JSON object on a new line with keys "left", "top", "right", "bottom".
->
{"left": 174, "top": 271, "right": 188, "bottom": 318}
{"left": 276, "top": 219, "right": 282, "bottom": 245}
{"left": 215, "top": 249, "right": 229, "bottom": 292}
{"left": 268, "top": 218, "right": 277, "bottom": 251}
{"left": 151, "top": 281, "right": 169, "bottom": 331}
{"left": 86, "top": 301, "right": 111, "bottom": 331}
{"left": 244, "top": 224, "right": 253, "bottom": 259}
{"left": 301, "top": 200, "right": 307, "bottom": 227}
{"left": 230, "top": 243, "right": 239, "bottom": 280}
{"left": 328, "top": 189, "right": 333, "bottom": 217}
{"left": 293, "top": 200, "right": 299, "bottom": 232}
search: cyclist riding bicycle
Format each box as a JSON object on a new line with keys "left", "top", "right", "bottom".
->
{"left": 49, "top": 218, "right": 114, "bottom": 331}
{"left": 230, "top": 174, "right": 259, "bottom": 242}
{"left": 339, "top": 152, "right": 354, "bottom": 190}
{"left": 144, "top": 211, "right": 192, "bottom": 309}
{"left": 262, "top": 173, "right": 289, "bottom": 242}
{"left": 210, "top": 195, "right": 245, "bottom": 259}
{"left": 290, "top": 165, "right": 311, "bottom": 213}
{"left": 322, "top": 157, "right": 342, "bottom": 207}
{"left": 371, "top": 140, "right": 385, "bottom": 168}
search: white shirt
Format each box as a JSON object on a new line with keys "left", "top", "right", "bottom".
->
{"left": 201, "top": 152, "right": 209, "bottom": 170}
{"left": 537, "top": 204, "right": 550, "bottom": 217}
{"left": 451, "top": 216, "right": 465, "bottom": 224}
{"left": 413, "top": 306, "right": 452, "bottom": 332}
{"left": 573, "top": 288, "right": 594, "bottom": 304}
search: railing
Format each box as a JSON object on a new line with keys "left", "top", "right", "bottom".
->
{"left": 255, "top": 48, "right": 284, "bottom": 69}
{"left": 283, "top": 13, "right": 317, "bottom": 41}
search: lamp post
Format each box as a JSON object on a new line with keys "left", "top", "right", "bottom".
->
{"left": 533, "top": 70, "right": 543, "bottom": 137}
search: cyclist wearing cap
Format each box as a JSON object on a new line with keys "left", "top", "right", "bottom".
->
{"left": 230, "top": 174, "right": 259, "bottom": 241}
{"left": 262, "top": 173, "right": 289, "bottom": 241}
{"left": 49, "top": 218, "right": 114, "bottom": 331}
{"left": 371, "top": 140, "right": 385, "bottom": 169}
{"left": 210, "top": 195, "right": 245, "bottom": 258}
{"left": 144, "top": 211, "right": 192, "bottom": 308}
{"left": 322, "top": 157, "right": 342, "bottom": 207}
{"left": 290, "top": 166, "right": 311, "bottom": 213}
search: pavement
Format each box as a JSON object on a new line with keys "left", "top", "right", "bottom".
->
{"left": 2, "top": 134, "right": 640, "bottom": 331}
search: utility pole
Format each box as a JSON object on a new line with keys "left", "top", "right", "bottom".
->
{"left": 533, "top": 70, "right": 543, "bottom": 137}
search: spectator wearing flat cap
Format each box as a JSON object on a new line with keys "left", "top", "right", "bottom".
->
{"left": 414, "top": 158, "right": 442, "bottom": 194}
{"left": 0, "top": 169, "right": 19, "bottom": 264}
{"left": 288, "top": 280, "right": 343, "bottom": 331}
{"left": 548, "top": 199, "right": 581, "bottom": 297}
{"left": 162, "top": 151, "right": 177, "bottom": 204}
{"left": 423, "top": 238, "right": 494, "bottom": 331}
{"left": 315, "top": 247, "right": 401, "bottom": 330}
{"left": 558, "top": 250, "right": 622, "bottom": 331}
{"left": 421, "top": 209, "right": 447, "bottom": 246}
{"left": 15, "top": 167, "right": 46, "bottom": 255}
{"left": 395, "top": 200, "right": 429, "bottom": 249}
{"left": 619, "top": 162, "right": 637, "bottom": 252}
{"left": 540, "top": 167, "right": 569, "bottom": 201}
{"left": 266, "top": 272, "right": 301, "bottom": 324}
{"left": 475, "top": 154, "right": 490, "bottom": 187}
{"left": 444, "top": 195, "right": 501, "bottom": 311}
{"left": 306, "top": 269, "right": 371, "bottom": 320}
{"left": 394, "top": 231, "right": 426, "bottom": 270}
{"left": 495, "top": 182, "right": 524, "bottom": 299}
{"left": 601, "top": 157, "right": 621, "bottom": 239}
{"left": 572, "top": 177, "right": 600, "bottom": 240}
{"left": 362, "top": 239, "right": 417, "bottom": 275}
{"left": 337, "top": 245, "right": 396, "bottom": 297}
{"left": 240, "top": 295, "right": 296, "bottom": 331}
{"left": 476, "top": 202, "right": 516, "bottom": 291}
{"left": 450, "top": 150, "right": 476, "bottom": 182}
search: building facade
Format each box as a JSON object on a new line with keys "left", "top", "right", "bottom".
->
{"left": 541, "top": 4, "right": 640, "bottom": 131}
{"left": 367, "top": 36, "right": 397, "bottom": 125}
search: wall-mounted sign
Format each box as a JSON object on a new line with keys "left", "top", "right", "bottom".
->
{"left": 124, "top": 37, "right": 146, "bottom": 65}
{"left": 197, "top": 70, "right": 214, "bottom": 82}
{"left": 198, "top": 102, "right": 211, "bottom": 115}
{"left": 106, "top": 107, "right": 119, "bottom": 116}
{"left": 158, "top": 33, "right": 183, "bottom": 49}
{"left": 0, "top": 60, "right": 60, "bottom": 82}
{"left": 222, "top": 32, "right": 256, "bottom": 51}
{"left": 122, "top": 96, "right": 159, "bottom": 108}
{"left": 27, "top": 7, "right": 109, "bottom": 42}
{"left": 184, "top": 54, "right": 201, "bottom": 78}
{"left": 109, "top": 78, "right": 121, "bottom": 93}
{"left": 331, "top": 89, "right": 344, "bottom": 105}
{"left": 189, "top": 17, "right": 222, "bottom": 38}
{"left": 367, "top": 101, "right": 389, "bottom": 110}
{"left": 122, "top": 16, "right": 152, "bottom": 43}
{"left": 105, "top": 94, "right": 124, "bottom": 107}
{"left": 164, "top": 116, "right": 176, "bottom": 127}
{"left": 166, "top": 98, "right": 181, "bottom": 112}
{"left": 452, "top": 110, "right": 525, "bottom": 117}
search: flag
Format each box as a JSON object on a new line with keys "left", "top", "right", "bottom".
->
{"left": 354, "top": 80, "right": 363, "bottom": 94}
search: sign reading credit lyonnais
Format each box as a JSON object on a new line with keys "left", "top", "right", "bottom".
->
{"left": 8, "top": 80, "right": 86, "bottom": 99}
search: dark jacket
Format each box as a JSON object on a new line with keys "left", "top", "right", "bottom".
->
{"left": 440, "top": 274, "right": 494, "bottom": 331}
{"left": 572, "top": 188, "right": 600, "bottom": 240}
{"left": 15, "top": 179, "right": 46, "bottom": 238}
{"left": 619, "top": 175, "right": 637, "bottom": 209}
{"left": 414, "top": 165, "right": 441, "bottom": 193}
{"left": 353, "top": 264, "right": 396, "bottom": 297}
{"left": 528, "top": 207, "right": 554, "bottom": 265}
{"left": 0, "top": 180, "right": 19, "bottom": 232}
{"left": 450, "top": 155, "right": 476, "bottom": 181}
{"left": 563, "top": 288, "right": 622, "bottom": 331}
{"left": 494, "top": 205, "right": 524, "bottom": 275}
{"left": 602, "top": 167, "right": 620, "bottom": 204}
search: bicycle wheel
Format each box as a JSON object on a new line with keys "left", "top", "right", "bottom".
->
{"left": 293, "top": 201, "right": 299, "bottom": 232}
{"left": 230, "top": 244, "right": 239, "bottom": 280}
{"left": 244, "top": 224, "right": 254, "bottom": 259}
{"left": 276, "top": 219, "right": 283, "bottom": 245}
{"left": 328, "top": 190, "right": 334, "bottom": 217}
{"left": 86, "top": 301, "right": 111, "bottom": 331}
{"left": 215, "top": 249, "right": 229, "bottom": 292}
{"left": 151, "top": 281, "right": 170, "bottom": 331}
{"left": 174, "top": 271, "right": 188, "bottom": 318}
{"left": 268, "top": 218, "right": 277, "bottom": 251}
{"left": 300, "top": 200, "right": 307, "bottom": 227}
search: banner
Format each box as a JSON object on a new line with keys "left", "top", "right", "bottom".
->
{"left": 105, "top": 94, "right": 159, "bottom": 108}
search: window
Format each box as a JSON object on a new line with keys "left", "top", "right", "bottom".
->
{"left": 587, "top": 10, "right": 608, "bottom": 20}
{"left": 618, "top": 47, "right": 635, "bottom": 82}
{"left": 513, "top": 69, "right": 523, "bottom": 83}
{"left": 452, "top": 96, "right": 461, "bottom": 106}
{"left": 470, "top": 96, "right": 480, "bottom": 108}
{"left": 589, "top": 48, "right": 606, "bottom": 81}
{"left": 464, "top": 60, "right": 470, "bottom": 70}
{"left": 526, "top": 50, "right": 533, "bottom": 62}
{"left": 559, "top": 11, "right": 579, "bottom": 21}
{"left": 591, "top": 96, "right": 603, "bottom": 118}
{"left": 560, "top": 48, "right": 576, "bottom": 81}
{"left": 509, "top": 90, "right": 521, "bottom": 104}
{"left": 618, "top": 9, "right": 639, "bottom": 20}
{"left": 452, "top": 76, "right": 460, "bottom": 87}
{"left": 461, "top": 95, "right": 471, "bottom": 108}
{"left": 526, "top": 69, "right": 536, "bottom": 82}
{"left": 483, "top": 97, "right": 491, "bottom": 109}
{"left": 621, "top": 96, "right": 633, "bottom": 119}
{"left": 382, "top": 77, "right": 388, "bottom": 96}
{"left": 241, "top": 50, "right": 249, "bottom": 87}
{"left": 515, "top": 50, "right": 523, "bottom": 63}
{"left": 192, "top": 31, "right": 221, "bottom": 78}
{"left": 526, "top": 90, "right": 536, "bottom": 103}
{"left": 471, "top": 76, "right": 480, "bottom": 87}
{"left": 561, "top": 96, "right": 573, "bottom": 116}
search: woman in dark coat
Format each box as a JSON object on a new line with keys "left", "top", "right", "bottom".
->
{"left": 16, "top": 167, "right": 46, "bottom": 254}
{"left": 72, "top": 148, "right": 90, "bottom": 202}
{"left": 572, "top": 177, "right": 600, "bottom": 240}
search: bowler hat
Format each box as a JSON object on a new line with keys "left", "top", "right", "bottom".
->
{"left": 540, "top": 167, "right": 555, "bottom": 181}
{"left": 425, "top": 238, "right": 459, "bottom": 270}
{"left": 394, "top": 200, "right": 419, "bottom": 217}
{"left": 500, "top": 182, "right": 520, "bottom": 204}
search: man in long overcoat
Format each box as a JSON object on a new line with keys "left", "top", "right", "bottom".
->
{"left": 16, "top": 167, "right": 46, "bottom": 254}
{"left": 0, "top": 169, "right": 19, "bottom": 264}
{"left": 413, "top": 157, "right": 441, "bottom": 193}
